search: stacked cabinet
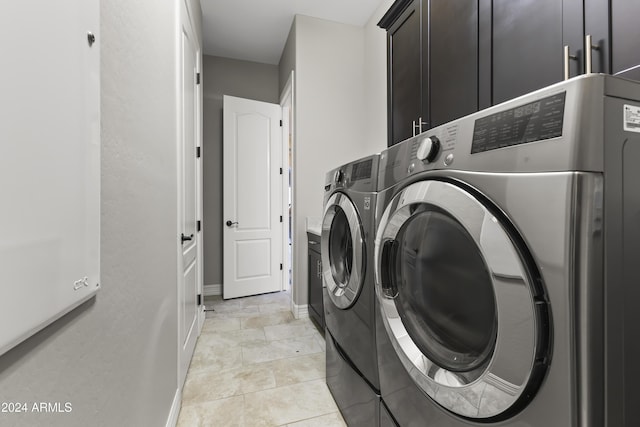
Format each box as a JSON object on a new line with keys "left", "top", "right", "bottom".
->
{"left": 381, "top": 0, "right": 423, "bottom": 146}
{"left": 379, "top": 0, "right": 478, "bottom": 146}
{"left": 381, "top": 0, "right": 640, "bottom": 146}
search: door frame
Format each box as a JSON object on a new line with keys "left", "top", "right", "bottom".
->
{"left": 279, "top": 71, "right": 294, "bottom": 293}
{"left": 195, "top": 46, "right": 204, "bottom": 332}
{"left": 176, "top": 0, "right": 202, "bottom": 390}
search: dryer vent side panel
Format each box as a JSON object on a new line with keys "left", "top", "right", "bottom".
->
{"left": 0, "top": 0, "right": 100, "bottom": 356}
{"left": 603, "top": 96, "right": 640, "bottom": 427}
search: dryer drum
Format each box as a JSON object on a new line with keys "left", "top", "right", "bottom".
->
{"left": 374, "top": 179, "right": 549, "bottom": 420}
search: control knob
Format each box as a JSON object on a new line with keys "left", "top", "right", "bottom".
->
{"left": 334, "top": 169, "right": 345, "bottom": 185}
{"left": 416, "top": 136, "right": 441, "bottom": 163}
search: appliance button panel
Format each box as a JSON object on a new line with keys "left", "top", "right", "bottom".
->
{"left": 444, "top": 153, "right": 454, "bottom": 166}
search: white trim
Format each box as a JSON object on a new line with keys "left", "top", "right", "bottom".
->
{"left": 203, "top": 284, "right": 221, "bottom": 296}
{"left": 291, "top": 302, "right": 309, "bottom": 319}
{"left": 165, "top": 387, "right": 182, "bottom": 427}
{"left": 279, "top": 71, "right": 295, "bottom": 294}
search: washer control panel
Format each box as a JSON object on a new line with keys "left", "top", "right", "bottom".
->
{"left": 416, "top": 136, "right": 441, "bottom": 162}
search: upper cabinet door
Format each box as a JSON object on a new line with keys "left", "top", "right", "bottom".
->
{"left": 429, "top": 0, "right": 478, "bottom": 127}
{"left": 610, "top": 0, "right": 640, "bottom": 80}
{"left": 384, "top": 0, "right": 423, "bottom": 146}
{"left": 585, "top": 0, "right": 640, "bottom": 81}
{"left": 491, "top": 0, "right": 583, "bottom": 105}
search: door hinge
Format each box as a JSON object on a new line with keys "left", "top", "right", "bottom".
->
{"left": 197, "top": 294, "right": 202, "bottom": 306}
{"left": 279, "top": 119, "right": 283, "bottom": 127}
{"left": 280, "top": 263, "right": 283, "bottom": 270}
{"left": 196, "top": 146, "right": 201, "bottom": 158}
{"left": 280, "top": 167, "right": 283, "bottom": 175}
{"left": 196, "top": 72, "right": 201, "bottom": 85}
{"left": 280, "top": 215, "right": 283, "bottom": 222}
{"left": 197, "top": 220, "right": 201, "bottom": 232}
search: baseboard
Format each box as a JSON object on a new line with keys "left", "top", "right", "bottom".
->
{"left": 203, "top": 284, "right": 221, "bottom": 296}
{"left": 291, "top": 302, "right": 309, "bottom": 319}
{"left": 165, "top": 387, "right": 182, "bottom": 427}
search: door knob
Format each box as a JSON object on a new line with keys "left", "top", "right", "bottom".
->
{"left": 181, "top": 233, "right": 193, "bottom": 243}
{"left": 226, "top": 220, "right": 238, "bottom": 227}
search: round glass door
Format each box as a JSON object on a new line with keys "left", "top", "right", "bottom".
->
{"left": 375, "top": 180, "right": 549, "bottom": 420}
{"left": 321, "top": 192, "right": 365, "bottom": 309}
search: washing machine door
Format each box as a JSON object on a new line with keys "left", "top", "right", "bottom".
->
{"left": 375, "top": 180, "right": 549, "bottom": 420}
{"left": 322, "top": 192, "right": 365, "bottom": 309}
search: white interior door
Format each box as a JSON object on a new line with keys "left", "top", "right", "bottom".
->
{"left": 223, "top": 96, "right": 283, "bottom": 299}
{"left": 178, "top": 1, "right": 200, "bottom": 388}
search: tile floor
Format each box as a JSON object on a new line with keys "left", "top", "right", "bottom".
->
{"left": 177, "top": 291, "right": 346, "bottom": 427}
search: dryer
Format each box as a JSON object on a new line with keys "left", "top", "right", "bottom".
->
{"left": 374, "top": 74, "right": 640, "bottom": 426}
{"left": 322, "top": 154, "right": 380, "bottom": 426}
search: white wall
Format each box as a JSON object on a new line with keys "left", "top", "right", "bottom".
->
{"left": 284, "top": 15, "right": 378, "bottom": 307}
{"left": 0, "top": 1, "right": 202, "bottom": 425}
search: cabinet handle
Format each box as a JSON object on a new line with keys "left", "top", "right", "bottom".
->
{"left": 563, "top": 45, "right": 578, "bottom": 80}
{"left": 412, "top": 120, "right": 418, "bottom": 137}
{"left": 585, "top": 34, "right": 600, "bottom": 75}
{"left": 418, "top": 117, "right": 428, "bottom": 134}
{"left": 309, "top": 240, "right": 319, "bottom": 245}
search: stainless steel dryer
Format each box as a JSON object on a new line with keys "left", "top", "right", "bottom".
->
{"left": 374, "top": 74, "right": 640, "bottom": 426}
{"left": 322, "top": 154, "right": 380, "bottom": 426}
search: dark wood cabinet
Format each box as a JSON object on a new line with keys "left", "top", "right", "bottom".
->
{"left": 490, "top": 0, "right": 583, "bottom": 104}
{"left": 429, "top": 0, "right": 479, "bottom": 127}
{"left": 307, "top": 232, "right": 324, "bottom": 330}
{"left": 586, "top": 0, "right": 640, "bottom": 80}
{"left": 381, "top": 0, "right": 640, "bottom": 146}
{"left": 382, "top": 0, "right": 424, "bottom": 146}
{"left": 380, "top": 0, "right": 479, "bottom": 145}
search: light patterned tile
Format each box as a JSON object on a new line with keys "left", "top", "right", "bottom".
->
{"left": 286, "top": 412, "right": 347, "bottom": 427}
{"left": 265, "top": 353, "right": 325, "bottom": 387}
{"left": 241, "top": 335, "right": 322, "bottom": 364}
{"left": 258, "top": 301, "right": 291, "bottom": 314}
{"left": 206, "top": 306, "right": 262, "bottom": 318}
{"left": 182, "top": 364, "right": 276, "bottom": 405}
{"left": 241, "top": 311, "right": 295, "bottom": 329}
{"left": 178, "top": 395, "right": 245, "bottom": 427}
{"left": 201, "top": 316, "right": 241, "bottom": 333}
{"left": 197, "top": 328, "right": 266, "bottom": 349}
{"left": 188, "top": 344, "right": 243, "bottom": 375}
{"left": 263, "top": 320, "right": 316, "bottom": 341}
{"left": 244, "top": 379, "right": 339, "bottom": 426}
{"left": 311, "top": 327, "right": 326, "bottom": 351}
{"left": 209, "top": 302, "right": 260, "bottom": 315}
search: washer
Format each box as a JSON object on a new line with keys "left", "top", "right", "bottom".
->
{"left": 374, "top": 74, "right": 640, "bottom": 426}
{"left": 322, "top": 153, "right": 380, "bottom": 426}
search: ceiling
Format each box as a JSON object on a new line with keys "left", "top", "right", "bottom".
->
{"left": 200, "top": 0, "right": 384, "bottom": 65}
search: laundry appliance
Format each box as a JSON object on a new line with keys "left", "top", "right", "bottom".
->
{"left": 373, "top": 74, "right": 640, "bottom": 426}
{"left": 322, "top": 153, "right": 380, "bottom": 426}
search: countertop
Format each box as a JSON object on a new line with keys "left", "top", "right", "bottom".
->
{"left": 306, "top": 217, "right": 321, "bottom": 236}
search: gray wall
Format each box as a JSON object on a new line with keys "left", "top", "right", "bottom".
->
{"left": 202, "top": 55, "right": 280, "bottom": 286}
{"left": 279, "top": 24, "right": 296, "bottom": 93}
{"left": 0, "top": 0, "right": 201, "bottom": 425}
{"left": 276, "top": 12, "right": 390, "bottom": 308}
